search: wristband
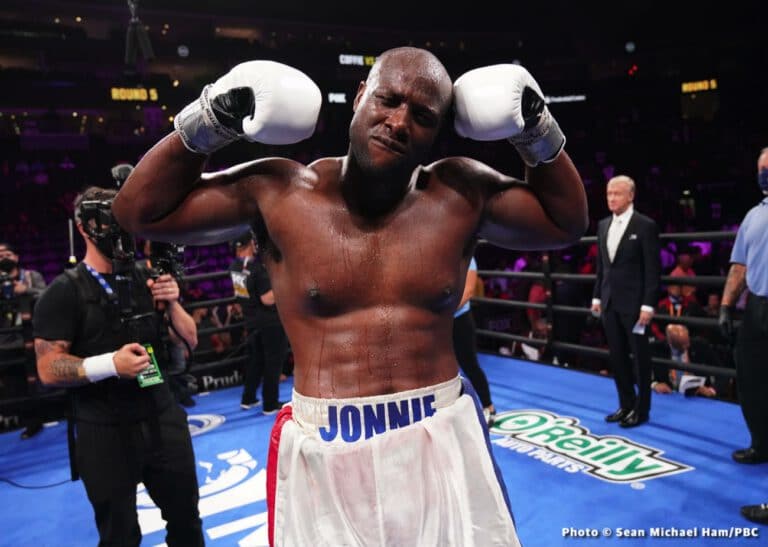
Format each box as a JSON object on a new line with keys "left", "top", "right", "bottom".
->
{"left": 174, "top": 85, "right": 240, "bottom": 155}
{"left": 82, "top": 352, "right": 118, "bottom": 382}
{"left": 508, "top": 108, "right": 565, "bottom": 167}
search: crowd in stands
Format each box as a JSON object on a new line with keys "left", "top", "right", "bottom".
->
{"left": 0, "top": 6, "right": 762, "bottom": 418}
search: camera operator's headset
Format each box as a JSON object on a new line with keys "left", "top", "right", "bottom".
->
{"left": 77, "top": 199, "right": 137, "bottom": 265}
{"left": 76, "top": 163, "right": 138, "bottom": 268}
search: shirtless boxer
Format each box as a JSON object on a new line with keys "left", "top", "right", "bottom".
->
{"left": 113, "top": 47, "right": 588, "bottom": 546}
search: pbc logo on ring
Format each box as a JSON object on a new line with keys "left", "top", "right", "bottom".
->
{"left": 187, "top": 413, "right": 226, "bottom": 436}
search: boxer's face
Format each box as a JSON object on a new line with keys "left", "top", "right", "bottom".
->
{"left": 349, "top": 52, "right": 451, "bottom": 176}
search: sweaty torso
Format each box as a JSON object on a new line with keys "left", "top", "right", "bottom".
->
{"left": 254, "top": 157, "right": 484, "bottom": 398}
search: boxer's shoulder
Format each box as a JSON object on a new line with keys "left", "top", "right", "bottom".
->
{"left": 217, "top": 156, "right": 302, "bottom": 178}
{"left": 421, "top": 157, "right": 515, "bottom": 205}
{"left": 217, "top": 157, "right": 324, "bottom": 193}
{"left": 306, "top": 156, "right": 343, "bottom": 186}
{"left": 248, "top": 156, "right": 343, "bottom": 200}
{"left": 426, "top": 156, "right": 502, "bottom": 184}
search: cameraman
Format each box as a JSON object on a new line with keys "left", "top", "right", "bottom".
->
{"left": 0, "top": 242, "right": 47, "bottom": 439}
{"left": 32, "top": 186, "right": 203, "bottom": 546}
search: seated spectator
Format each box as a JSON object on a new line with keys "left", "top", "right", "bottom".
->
{"left": 652, "top": 272, "right": 705, "bottom": 341}
{"left": 518, "top": 318, "right": 553, "bottom": 363}
{"left": 703, "top": 292, "right": 721, "bottom": 317}
{"left": 650, "top": 324, "right": 720, "bottom": 398}
{"left": 191, "top": 307, "right": 227, "bottom": 361}
{"left": 670, "top": 249, "right": 697, "bottom": 300}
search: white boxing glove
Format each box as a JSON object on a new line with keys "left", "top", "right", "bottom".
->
{"left": 453, "top": 64, "right": 565, "bottom": 167}
{"left": 174, "top": 61, "right": 322, "bottom": 154}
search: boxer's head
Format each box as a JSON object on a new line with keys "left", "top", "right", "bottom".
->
{"left": 349, "top": 47, "right": 452, "bottom": 177}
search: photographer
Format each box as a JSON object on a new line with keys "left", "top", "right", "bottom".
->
{"left": 0, "top": 242, "right": 46, "bottom": 301}
{"left": 32, "top": 186, "right": 203, "bottom": 546}
{"left": 0, "top": 242, "right": 47, "bottom": 439}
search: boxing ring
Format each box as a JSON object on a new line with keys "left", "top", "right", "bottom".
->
{"left": 0, "top": 354, "right": 762, "bottom": 546}
{"left": 473, "top": 230, "right": 739, "bottom": 387}
{"left": 1, "top": 229, "right": 764, "bottom": 546}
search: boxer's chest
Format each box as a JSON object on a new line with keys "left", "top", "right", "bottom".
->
{"left": 263, "top": 189, "right": 476, "bottom": 313}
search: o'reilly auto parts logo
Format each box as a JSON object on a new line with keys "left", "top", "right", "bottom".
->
{"left": 490, "top": 410, "right": 692, "bottom": 483}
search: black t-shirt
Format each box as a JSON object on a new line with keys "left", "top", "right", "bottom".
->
{"left": 32, "top": 263, "right": 174, "bottom": 423}
{"left": 32, "top": 272, "right": 79, "bottom": 340}
{"left": 229, "top": 255, "right": 281, "bottom": 328}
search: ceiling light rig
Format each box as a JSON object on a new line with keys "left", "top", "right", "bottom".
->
{"left": 125, "top": 0, "right": 154, "bottom": 66}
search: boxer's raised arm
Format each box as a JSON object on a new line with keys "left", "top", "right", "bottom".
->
{"left": 478, "top": 152, "right": 586, "bottom": 250}
{"left": 114, "top": 60, "right": 321, "bottom": 245}
{"left": 453, "top": 64, "right": 588, "bottom": 250}
{"left": 114, "top": 135, "right": 277, "bottom": 245}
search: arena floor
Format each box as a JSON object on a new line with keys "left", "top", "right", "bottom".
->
{"left": 1, "top": 355, "right": 764, "bottom": 546}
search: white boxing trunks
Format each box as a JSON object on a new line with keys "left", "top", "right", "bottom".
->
{"left": 266, "top": 376, "right": 520, "bottom": 546}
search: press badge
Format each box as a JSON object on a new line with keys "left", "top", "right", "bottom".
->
{"left": 137, "top": 343, "right": 164, "bottom": 388}
{"left": 230, "top": 271, "right": 251, "bottom": 299}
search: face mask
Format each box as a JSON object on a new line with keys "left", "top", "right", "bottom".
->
{"left": 0, "top": 257, "right": 18, "bottom": 274}
{"left": 91, "top": 233, "right": 135, "bottom": 262}
{"left": 758, "top": 168, "right": 768, "bottom": 193}
{"left": 79, "top": 199, "right": 135, "bottom": 262}
{"left": 94, "top": 237, "right": 117, "bottom": 260}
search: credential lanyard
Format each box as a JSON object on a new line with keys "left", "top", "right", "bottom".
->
{"left": 83, "top": 263, "right": 115, "bottom": 297}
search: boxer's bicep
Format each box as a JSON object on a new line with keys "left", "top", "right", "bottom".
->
{"left": 478, "top": 152, "right": 587, "bottom": 250}
{"left": 479, "top": 184, "right": 572, "bottom": 250}
{"left": 431, "top": 157, "right": 567, "bottom": 250}
{"left": 126, "top": 158, "right": 289, "bottom": 245}
{"left": 131, "top": 177, "right": 259, "bottom": 245}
